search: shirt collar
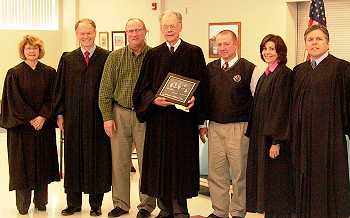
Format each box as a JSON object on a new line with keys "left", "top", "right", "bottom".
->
{"left": 81, "top": 44, "right": 96, "bottom": 57}
{"left": 311, "top": 51, "right": 329, "bottom": 66}
{"left": 221, "top": 56, "right": 238, "bottom": 68}
{"left": 166, "top": 39, "right": 181, "bottom": 52}
{"left": 265, "top": 61, "right": 279, "bottom": 76}
{"left": 127, "top": 44, "right": 149, "bottom": 56}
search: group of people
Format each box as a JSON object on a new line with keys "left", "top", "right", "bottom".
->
{"left": 0, "top": 9, "right": 349, "bottom": 218}
{"left": 199, "top": 23, "right": 350, "bottom": 218}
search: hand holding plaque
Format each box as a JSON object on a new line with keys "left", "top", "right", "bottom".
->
{"left": 174, "top": 96, "right": 195, "bottom": 112}
{"left": 156, "top": 73, "right": 200, "bottom": 110}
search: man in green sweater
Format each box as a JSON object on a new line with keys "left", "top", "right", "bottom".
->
{"left": 98, "top": 18, "right": 156, "bottom": 218}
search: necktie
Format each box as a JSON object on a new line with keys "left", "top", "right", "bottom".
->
{"left": 222, "top": 62, "right": 229, "bottom": 71}
{"left": 311, "top": 60, "right": 317, "bottom": 69}
{"left": 170, "top": 46, "right": 175, "bottom": 54}
{"left": 84, "top": 51, "right": 90, "bottom": 65}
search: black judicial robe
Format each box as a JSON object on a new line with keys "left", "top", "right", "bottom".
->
{"left": 290, "top": 54, "right": 350, "bottom": 218}
{"left": 0, "top": 62, "right": 60, "bottom": 191}
{"left": 246, "top": 65, "right": 294, "bottom": 215}
{"left": 133, "top": 41, "right": 206, "bottom": 199}
{"left": 54, "top": 47, "right": 111, "bottom": 194}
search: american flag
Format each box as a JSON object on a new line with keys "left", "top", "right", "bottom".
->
{"left": 308, "top": 0, "right": 327, "bottom": 27}
{"left": 304, "top": 0, "right": 327, "bottom": 61}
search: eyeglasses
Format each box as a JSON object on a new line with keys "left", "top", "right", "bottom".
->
{"left": 161, "top": 24, "right": 177, "bottom": 30}
{"left": 24, "top": 46, "right": 39, "bottom": 51}
{"left": 126, "top": 28, "right": 144, "bottom": 34}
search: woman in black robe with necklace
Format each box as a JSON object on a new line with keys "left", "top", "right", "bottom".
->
{"left": 0, "top": 35, "right": 60, "bottom": 215}
{"left": 246, "top": 34, "right": 294, "bottom": 218}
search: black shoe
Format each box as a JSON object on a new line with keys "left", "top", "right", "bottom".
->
{"left": 18, "top": 209, "right": 28, "bottom": 215}
{"left": 155, "top": 215, "right": 172, "bottom": 218}
{"left": 131, "top": 165, "right": 137, "bottom": 172}
{"left": 61, "top": 206, "right": 82, "bottom": 216}
{"left": 155, "top": 212, "right": 172, "bottom": 218}
{"left": 90, "top": 208, "right": 102, "bottom": 216}
{"left": 35, "top": 205, "right": 46, "bottom": 211}
{"left": 137, "top": 209, "right": 151, "bottom": 218}
{"left": 207, "top": 214, "right": 223, "bottom": 218}
{"left": 108, "top": 207, "right": 128, "bottom": 217}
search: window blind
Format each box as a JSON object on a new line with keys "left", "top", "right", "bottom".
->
{"left": 0, "top": 0, "right": 58, "bottom": 30}
{"left": 296, "top": 0, "right": 350, "bottom": 63}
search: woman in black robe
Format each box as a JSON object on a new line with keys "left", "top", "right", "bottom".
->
{"left": 246, "top": 34, "right": 294, "bottom": 218}
{"left": 0, "top": 35, "right": 60, "bottom": 215}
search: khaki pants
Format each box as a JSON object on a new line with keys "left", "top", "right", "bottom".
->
{"left": 208, "top": 122, "right": 249, "bottom": 218}
{"left": 110, "top": 105, "right": 156, "bottom": 212}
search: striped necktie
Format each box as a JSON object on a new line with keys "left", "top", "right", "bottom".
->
{"left": 84, "top": 51, "right": 90, "bottom": 65}
{"left": 222, "top": 62, "right": 229, "bottom": 71}
{"left": 311, "top": 60, "right": 317, "bottom": 69}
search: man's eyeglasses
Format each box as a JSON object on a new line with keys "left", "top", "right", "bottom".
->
{"left": 126, "top": 28, "right": 144, "bottom": 34}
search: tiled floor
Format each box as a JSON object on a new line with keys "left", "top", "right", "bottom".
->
{"left": 0, "top": 132, "right": 263, "bottom": 218}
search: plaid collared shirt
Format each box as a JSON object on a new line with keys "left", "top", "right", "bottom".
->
{"left": 99, "top": 45, "right": 151, "bottom": 121}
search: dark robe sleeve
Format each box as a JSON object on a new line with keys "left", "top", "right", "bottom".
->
{"left": 133, "top": 50, "right": 157, "bottom": 122}
{"left": 53, "top": 52, "right": 68, "bottom": 116}
{"left": 193, "top": 47, "right": 208, "bottom": 125}
{"left": 0, "top": 69, "right": 37, "bottom": 129}
{"left": 263, "top": 66, "right": 293, "bottom": 145}
{"left": 245, "top": 75, "right": 262, "bottom": 138}
{"left": 340, "top": 61, "right": 350, "bottom": 135}
{"left": 38, "top": 67, "right": 56, "bottom": 119}
{"left": 201, "top": 62, "right": 213, "bottom": 123}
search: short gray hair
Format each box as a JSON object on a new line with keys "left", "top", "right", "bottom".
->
{"left": 75, "top": 18, "right": 96, "bottom": 30}
{"left": 159, "top": 10, "right": 182, "bottom": 23}
{"left": 125, "top": 18, "right": 147, "bottom": 30}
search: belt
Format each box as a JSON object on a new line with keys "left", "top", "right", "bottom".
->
{"left": 115, "top": 103, "right": 134, "bottom": 111}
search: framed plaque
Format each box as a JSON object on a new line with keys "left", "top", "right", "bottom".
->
{"left": 156, "top": 73, "right": 200, "bottom": 106}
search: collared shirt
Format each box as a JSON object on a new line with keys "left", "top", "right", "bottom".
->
{"left": 265, "top": 61, "right": 279, "bottom": 76}
{"left": 99, "top": 45, "right": 151, "bottom": 121}
{"left": 166, "top": 39, "right": 181, "bottom": 52}
{"left": 220, "top": 56, "right": 238, "bottom": 69}
{"left": 81, "top": 44, "right": 96, "bottom": 58}
{"left": 219, "top": 56, "right": 262, "bottom": 96}
{"left": 311, "top": 51, "right": 329, "bottom": 66}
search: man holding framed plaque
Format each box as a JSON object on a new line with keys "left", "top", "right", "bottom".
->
{"left": 133, "top": 10, "right": 206, "bottom": 218}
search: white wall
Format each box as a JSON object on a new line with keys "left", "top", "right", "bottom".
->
{"left": 0, "top": 0, "right": 65, "bottom": 97}
{"left": 74, "top": 0, "right": 299, "bottom": 70}
{"left": 0, "top": 30, "right": 62, "bottom": 96}
{"left": 78, "top": 0, "right": 163, "bottom": 49}
{"left": 61, "top": 0, "right": 79, "bottom": 52}
{"left": 163, "top": 0, "right": 297, "bottom": 70}
{"left": 0, "top": 0, "right": 300, "bottom": 96}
